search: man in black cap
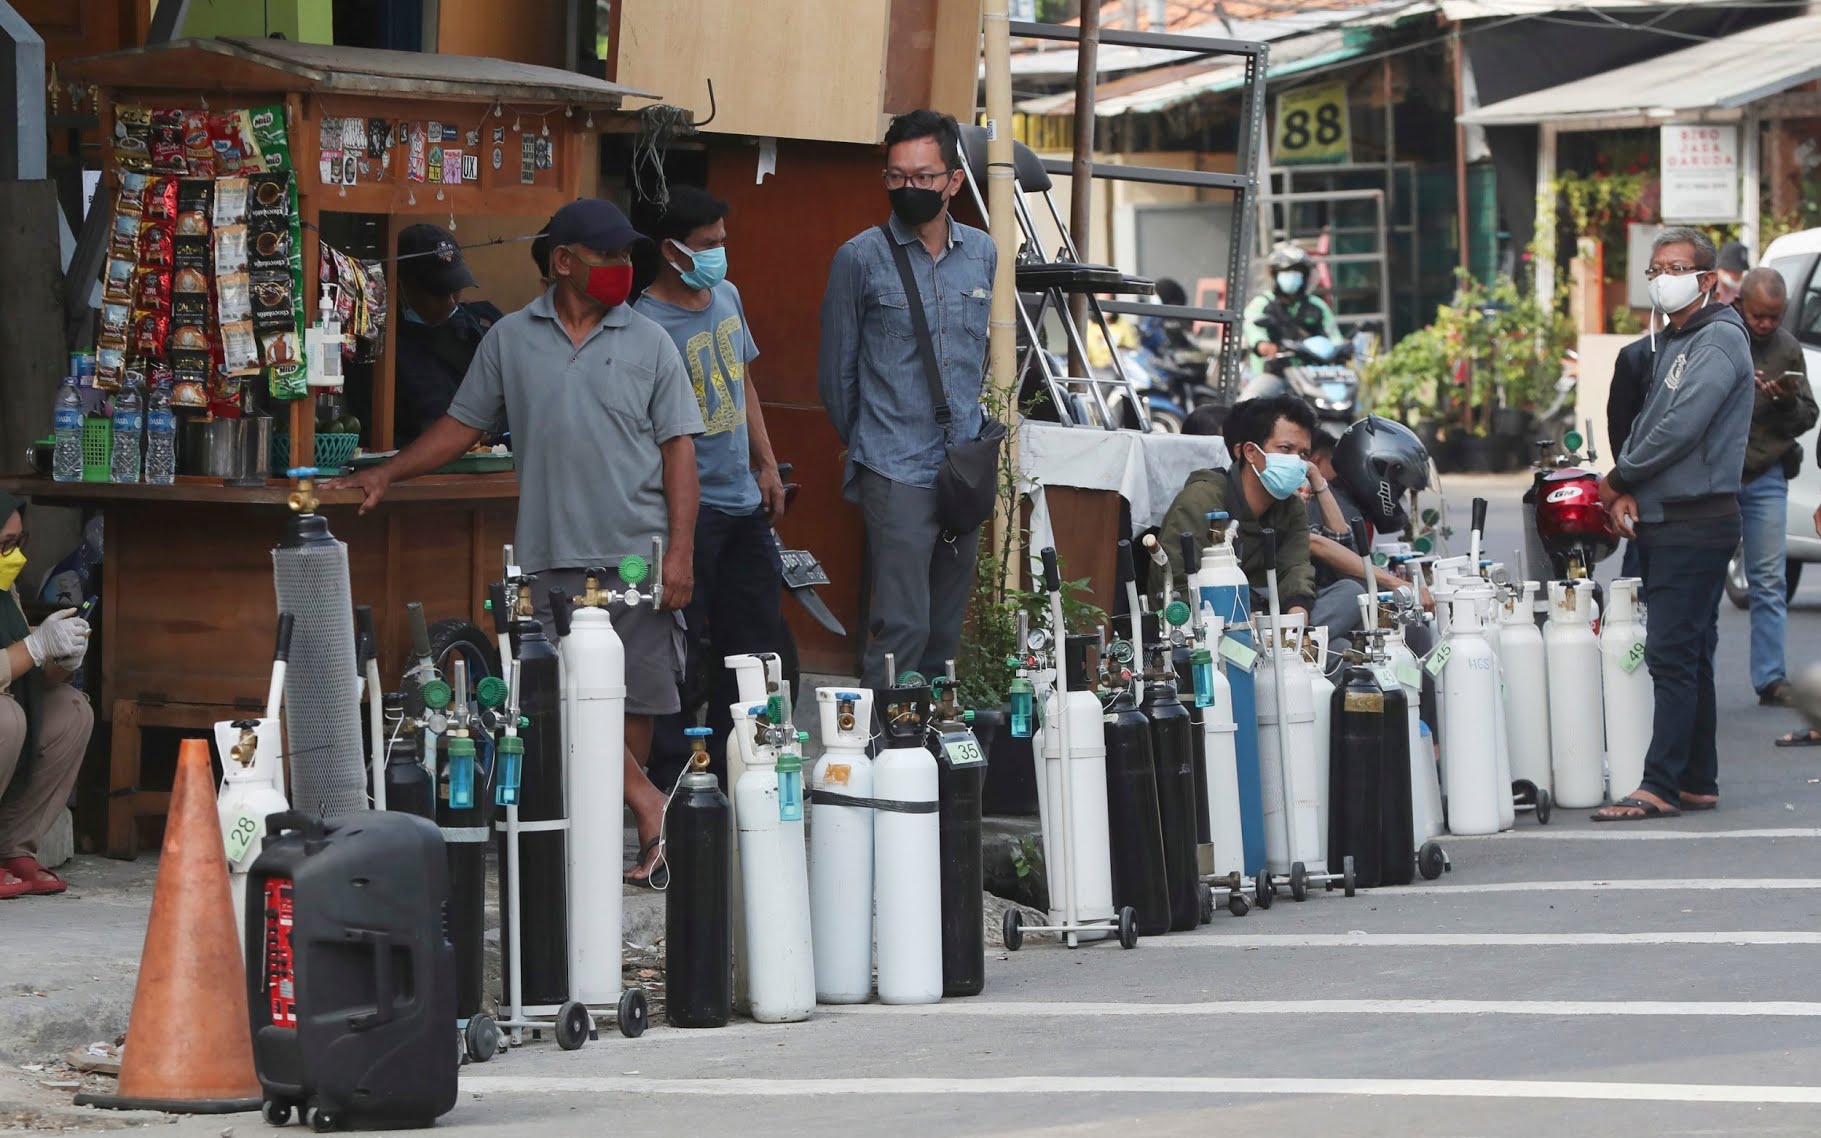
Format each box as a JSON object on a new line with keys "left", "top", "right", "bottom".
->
{"left": 394, "top": 223, "right": 501, "bottom": 446}
{"left": 331, "top": 199, "right": 705, "bottom": 885}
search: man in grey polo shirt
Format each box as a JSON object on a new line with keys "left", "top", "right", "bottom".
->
{"left": 818, "top": 109, "right": 996, "bottom": 692}
{"left": 331, "top": 198, "right": 704, "bottom": 884}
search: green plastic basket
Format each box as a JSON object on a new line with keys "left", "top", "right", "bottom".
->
{"left": 272, "top": 432, "right": 360, "bottom": 475}
{"left": 81, "top": 418, "right": 112, "bottom": 483}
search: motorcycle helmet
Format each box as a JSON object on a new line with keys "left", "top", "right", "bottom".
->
{"left": 1332, "top": 415, "right": 1431, "bottom": 532}
{"left": 1268, "top": 243, "right": 1313, "bottom": 272}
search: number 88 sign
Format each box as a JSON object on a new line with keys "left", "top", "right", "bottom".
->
{"left": 1273, "top": 82, "right": 1352, "bottom": 166}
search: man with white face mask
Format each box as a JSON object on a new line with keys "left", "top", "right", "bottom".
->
{"left": 1594, "top": 227, "right": 1753, "bottom": 822}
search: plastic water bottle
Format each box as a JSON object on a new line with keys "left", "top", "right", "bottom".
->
{"left": 110, "top": 379, "right": 144, "bottom": 484}
{"left": 52, "top": 378, "right": 83, "bottom": 483}
{"left": 144, "top": 381, "right": 176, "bottom": 485}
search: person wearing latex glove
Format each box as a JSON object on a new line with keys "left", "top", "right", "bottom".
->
{"left": 0, "top": 492, "right": 94, "bottom": 898}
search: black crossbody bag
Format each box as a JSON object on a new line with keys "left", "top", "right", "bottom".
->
{"left": 881, "top": 225, "right": 1007, "bottom": 536}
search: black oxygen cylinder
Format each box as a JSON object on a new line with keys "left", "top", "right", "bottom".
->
{"left": 931, "top": 690, "right": 987, "bottom": 998}
{"left": 498, "top": 583, "right": 570, "bottom": 1009}
{"left": 1374, "top": 679, "right": 1415, "bottom": 887}
{"left": 1102, "top": 688, "right": 1171, "bottom": 937}
{"left": 383, "top": 693, "right": 435, "bottom": 820}
{"left": 435, "top": 727, "right": 489, "bottom": 1021}
{"left": 1174, "top": 532, "right": 1213, "bottom": 862}
{"left": 666, "top": 740, "right": 733, "bottom": 1028}
{"left": 1141, "top": 677, "right": 1201, "bottom": 932}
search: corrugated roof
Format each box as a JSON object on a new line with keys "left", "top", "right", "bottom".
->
{"left": 1009, "top": 0, "right": 1425, "bottom": 78}
{"left": 1458, "top": 13, "right": 1821, "bottom": 125}
{"left": 65, "top": 37, "right": 657, "bottom": 105}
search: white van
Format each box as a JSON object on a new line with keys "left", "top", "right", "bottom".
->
{"left": 1724, "top": 228, "right": 1821, "bottom": 607}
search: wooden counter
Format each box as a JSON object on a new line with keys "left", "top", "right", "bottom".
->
{"left": 0, "top": 473, "right": 518, "bottom": 856}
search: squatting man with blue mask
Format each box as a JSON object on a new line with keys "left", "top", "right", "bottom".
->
{"left": 1159, "top": 395, "right": 1360, "bottom": 649}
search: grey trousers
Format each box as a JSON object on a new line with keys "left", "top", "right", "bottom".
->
{"left": 0, "top": 684, "right": 93, "bottom": 859}
{"left": 857, "top": 468, "right": 981, "bottom": 692}
{"left": 1312, "top": 578, "right": 1368, "bottom": 656}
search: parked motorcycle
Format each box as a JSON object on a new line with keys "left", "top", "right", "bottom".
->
{"left": 1523, "top": 422, "right": 1619, "bottom": 584}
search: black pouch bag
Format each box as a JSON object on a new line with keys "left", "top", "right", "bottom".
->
{"left": 882, "top": 225, "right": 1006, "bottom": 535}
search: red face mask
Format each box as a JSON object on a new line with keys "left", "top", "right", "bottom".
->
{"left": 575, "top": 262, "right": 633, "bottom": 309}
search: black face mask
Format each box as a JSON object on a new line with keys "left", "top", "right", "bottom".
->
{"left": 889, "top": 185, "right": 947, "bottom": 227}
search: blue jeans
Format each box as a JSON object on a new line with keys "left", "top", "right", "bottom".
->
{"left": 1739, "top": 466, "right": 1790, "bottom": 693}
{"left": 1636, "top": 539, "right": 1733, "bottom": 803}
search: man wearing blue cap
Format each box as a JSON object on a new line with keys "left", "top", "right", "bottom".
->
{"left": 331, "top": 198, "right": 705, "bottom": 884}
{"left": 393, "top": 223, "right": 501, "bottom": 445}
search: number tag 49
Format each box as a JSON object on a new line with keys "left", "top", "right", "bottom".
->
{"left": 1620, "top": 641, "right": 1647, "bottom": 675}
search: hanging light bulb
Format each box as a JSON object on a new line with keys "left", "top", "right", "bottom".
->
{"left": 448, "top": 210, "right": 457, "bottom": 232}
{"left": 513, "top": 114, "right": 521, "bottom": 132}
{"left": 541, "top": 119, "right": 549, "bottom": 137}
{"left": 407, "top": 189, "right": 416, "bottom": 206}
{"left": 436, "top": 186, "right": 445, "bottom": 201}
{"left": 565, "top": 105, "right": 574, "bottom": 118}
{"left": 339, "top": 183, "right": 347, "bottom": 198}
{"left": 584, "top": 111, "right": 594, "bottom": 129}
{"left": 493, "top": 101, "right": 503, "bottom": 118}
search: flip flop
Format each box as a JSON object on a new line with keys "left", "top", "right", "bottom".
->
{"left": 0, "top": 856, "right": 66, "bottom": 895}
{"left": 1775, "top": 728, "right": 1821, "bottom": 747}
{"left": 0, "top": 870, "right": 29, "bottom": 900}
{"left": 622, "top": 836, "right": 668, "bottom": 890}
{"left": 1678, "top": 794, "right": 1719, "bottom": 811}
{"left": 1591, "top": 796, "right": 1681, "bottom": 822}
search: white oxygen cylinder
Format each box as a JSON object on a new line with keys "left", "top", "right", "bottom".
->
{"left": 1600, "top": 577, "right": 1652, "bottom": 802}
{"left": 1470, "top": 587, "right": 1516, "bottom": 831}
{"left": 1198, "top": 602, "right": 1245, "bottom": 878}
{"left": 1544, "top": 580, "right": 1606, "bottom": 808}
{"left": 1386, "top": 628, "right": 1443, "bottom": 841}
{"left": 215, "top": 717, "right": 288, "bottom": 960}
{"left": 723, "top": 652, "right": 777, "bottom": 1015}
{"left": 1439, "top": 593, "right": 1502, "bottom": 835}
{"left": 1304, "top": 628, "right": 1336, "bottom": 864}
{"left": 734, "top": 715, "right": 815, "bottom": 1023}
{"left": 560, "top": 603, "right": 626, "bottom": 1006}
{"left": 873, "top": 684, "right": 942, "bottom": 1004}
{"left": 809, "top": 688, "right": 876, "bottom": 1004}
{"left": 1254, "top": 615, "right": 1321, "bottom": 872}
{"left": 1498, "top": 582, "right": 1553, "bottom": 799}
{"left": 1038, "top": 681, "right": 1115, "bottom": 940}
{"left": 1426, "top": 567, "right": 1461, "bottom": 798}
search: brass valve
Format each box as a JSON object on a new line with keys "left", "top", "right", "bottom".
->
{"left": 286, "top": 468, "right": 319, "bottom": 514}
{"left": 574, "top": 569, "right": 611, "bottom": 609}
{"left": 230, "top": 724, "right": 258, "bottom": 767}
{"left": 514, "top": 580, "right": 535, "bottom": 619}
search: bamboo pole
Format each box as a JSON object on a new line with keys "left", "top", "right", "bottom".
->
{"left": 983, "top": 0, "right": 1021, "bottom": 595}
{"left": 1066, "top": 0, "right": 1100, "bottom": 381}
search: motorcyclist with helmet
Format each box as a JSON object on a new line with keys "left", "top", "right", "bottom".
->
{"left": 1241, "top": 243, "right": 1345, "bottom": 399}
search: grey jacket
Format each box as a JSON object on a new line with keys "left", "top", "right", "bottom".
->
{"left": 1610, "top": 303, "right": 1753, "bottom": 524}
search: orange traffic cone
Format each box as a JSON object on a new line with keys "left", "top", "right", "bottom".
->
{"left": 76, "top": 738, "right": 263, "bottom": 1114}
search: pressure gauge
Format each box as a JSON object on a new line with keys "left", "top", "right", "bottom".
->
{"left": 1107, "top": 639, "right": 1135, "bottom": 666}
{"left": 1026, "top": 628, "right": 1051, "bottom": 653}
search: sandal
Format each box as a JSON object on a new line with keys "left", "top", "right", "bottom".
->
{"left": 1592, "top": 795, "right": 1682, "bottom": 822}
{"left": 623, "top": 836, "right": 668, "bottom": 890}
{"left": 0, "top": 869, "right": 29, "bottom": 900}
{"left": 1760, "top": 682, "right": 1793, "bottom": 707}
{"left": 1775, "top": 728, "right": 1821, "bottom": 747}
{"left": 0, "top": 856, "right": 66, "bottom": 895}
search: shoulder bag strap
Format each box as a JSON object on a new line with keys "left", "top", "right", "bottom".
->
{"left": 880, "top": 224, "right": 953, "bottom": 429}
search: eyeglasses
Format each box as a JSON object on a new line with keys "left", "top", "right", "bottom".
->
{"left": 882, "top": 169, "right": 954, "bottom": 191}
{"left": 1643, "top": 263, "right": 1705, "bottom": 279}
{"left": 0, "top": 531, "right": 25, "bottom": 555}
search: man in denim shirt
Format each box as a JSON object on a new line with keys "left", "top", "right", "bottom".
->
{"left": 819, "top": 109, "right": 996, "bottom": 691}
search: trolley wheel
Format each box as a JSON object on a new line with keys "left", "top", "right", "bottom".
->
{"left": 1342, "top": 855, "right": 1357, "bottom": 898}
{"left": 311, "top": 1109, "right": 339, "bottom": 1133}
{"left": 617, "top": 988, "right": 649, "bottom": 1039}
{"left": 556, "top": 1000, "right": 592, "bottom": 1051}
{"left": 1227, "top": 891, "right": 1250, "bottom": 917}
{"left": 1198, "top": 882, "right": 1215, "bottom": 925}
{"left": 1418, "top": 841, "right": 1446, "bottom": 881}
{"left": 1117, "top": 906, "right": 1140, "bottom": 949}
{"left": 1289, "top": 862, "right": 1308, "bottom": 903}
{"left": 263, "top": 1100, "right": 292, "bottom": 1127}
{"left": 465, "top": 1014, "right": 499, "bottom": 1062}
{"left": 1003, "top": 908, "right": 1024, "bottom": 952}
{"left": 1535, "top": 787, "right": 1553, "bottom": 826}
{"left": 1254, "top": 874, "right": 1273, "bottom": 909}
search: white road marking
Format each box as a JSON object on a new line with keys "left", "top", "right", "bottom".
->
{"left": 1449, "top": 827, "right": 1821, "bottom": 841}
{"left": 1375, "top": 878, "right": 1821, "bottom": 894}
{"left": 821, "top": 999, "right": 1821, "bottom": 1018}
{"left": 1147, "top": 931, "right": 1821, "bottom": 948}
{"left": 464, "top": 1074, "right": 1821, "bottom": 1105}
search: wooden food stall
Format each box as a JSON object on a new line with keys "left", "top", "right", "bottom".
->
{"left": 0, "top": 38, "right": 653, "bottom": 856}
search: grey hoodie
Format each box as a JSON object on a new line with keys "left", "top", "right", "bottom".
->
{"left": 1608, "top": 302, "right": 1753, "bottom": 526}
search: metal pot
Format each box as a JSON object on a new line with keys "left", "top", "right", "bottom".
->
{"left": 180, "top": 417, "right": 240, "bottom": 478}
{"left": 230, "top": 416, "right": 275, "bottom": 486}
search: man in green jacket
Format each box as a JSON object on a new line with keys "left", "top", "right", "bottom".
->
{"left": 1734, "top": 268, "right": 1819, "bottom": 714}
{"left": 1162, "top": 395, "right": 1348, "bottom": 630}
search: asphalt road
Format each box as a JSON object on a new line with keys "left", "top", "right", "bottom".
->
{"left": 27, "top": 475, "right": 1821, "bottom": 1137}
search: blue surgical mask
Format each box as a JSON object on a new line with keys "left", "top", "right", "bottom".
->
{"left": 1249, "top": 444, "right": 1307, "bottom": 500}
{"left": 670, "top": 240, "right": 728, "bottom": 291}
{"left": 1276, "top": 270, "right": 1304, "bottom": 295}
